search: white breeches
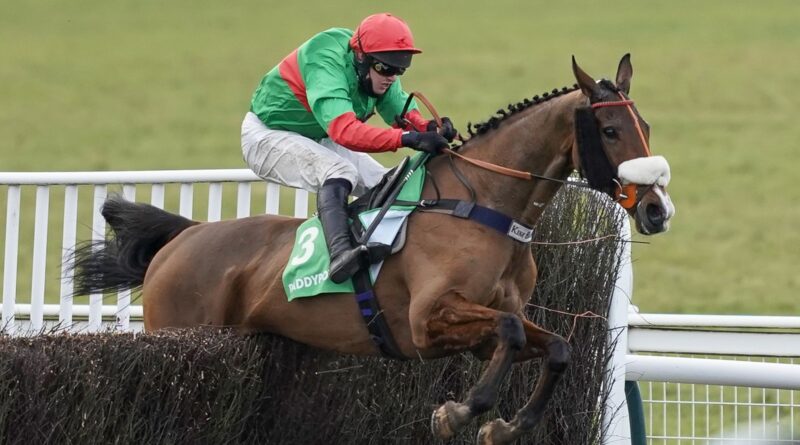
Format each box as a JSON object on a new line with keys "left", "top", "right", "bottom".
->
{"left": 241, "top": 112, "right": 388, "bottom": 196}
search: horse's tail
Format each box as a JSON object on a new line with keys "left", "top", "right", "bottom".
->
{"left": 68, "top": 195, "right": 199, "bottom": 296}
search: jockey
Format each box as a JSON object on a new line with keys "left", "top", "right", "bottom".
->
{"left": 241, "top": 13, "right": 456, "bottom": 284}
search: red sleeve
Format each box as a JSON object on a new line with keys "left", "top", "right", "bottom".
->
{"left": 327, "top": 112, "right": 403, "bottom": 153}
{"left": 401, "top": 109, "right": 431, "bottom": 132}
{"left": 390, "top": 109, "right": 430, "bottom": 132}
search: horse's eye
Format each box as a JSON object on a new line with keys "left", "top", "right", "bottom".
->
{"left": 602, "top": 127, "right": 618, "bottom": 139}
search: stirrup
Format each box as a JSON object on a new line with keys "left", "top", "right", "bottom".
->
{"left": 365, "top": 242, "right": 392, "bottom": 263}
{"left": 329, "top": 245, "right": 367, "bottom": 284}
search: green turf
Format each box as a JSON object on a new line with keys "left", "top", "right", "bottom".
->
{"left": 1, "top": 0, "right": 799, "bottom": 315}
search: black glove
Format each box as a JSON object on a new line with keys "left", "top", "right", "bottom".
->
{"left": 426, "top": 117, "right": 457, "bottom": 142}
{"left": 401, "top": 131, "right": 449, "bottom": 155}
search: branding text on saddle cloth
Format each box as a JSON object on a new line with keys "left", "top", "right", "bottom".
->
{"left": 287, "top": 270, "right": 331, "bottom": 293}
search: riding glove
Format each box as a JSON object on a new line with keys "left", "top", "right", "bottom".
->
{"left": 401, "top": 131, "right": 449, "bottom": 154}
{"left": 426, "top": 117, "right": 457, "bottom": 142}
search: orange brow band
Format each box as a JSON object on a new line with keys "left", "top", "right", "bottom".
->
{"left": 590, "top": 100, "right": 633, "bottom": 109}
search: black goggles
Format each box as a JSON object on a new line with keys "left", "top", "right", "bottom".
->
{"left": 371, "top": 61, "right": 406, "bottom": 76}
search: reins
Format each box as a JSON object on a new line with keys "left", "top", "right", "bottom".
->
{"left": 405, "top": 90, "right": 654, "bottom": 207}
{"left": 405, "top": 91, "right": 594, "bottom": 190}
{"left": 444, "top": 149, "right": 588, "bottom": 187}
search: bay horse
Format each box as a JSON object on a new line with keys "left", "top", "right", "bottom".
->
{"left": 71, "top": 55, "right": 674, "bottom": 444}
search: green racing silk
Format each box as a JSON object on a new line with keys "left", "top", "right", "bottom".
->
{"left": 249, "top": 28, "right": 418, "bottom": 143}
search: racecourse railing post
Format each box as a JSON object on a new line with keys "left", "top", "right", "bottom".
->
{"left": 294, "top": 189, "right": 309, "bottom": 218}
{"left": 115, "top": 184, "right": 136, "bottom": 331}
{"left": 602, "top": 211, "right": 633, "bottom": 444}
{"left": 266, "top": 182, "right": 280, "bottom": 215}
{"left": 89, "top": 185, "right": 107, "bottom": 332}
{"left": 2, "top": 185, "right": 21, "bottom": 335}
{"left": 31, "top": 185, "right": 50, "bottom": 331}
{"left": 59, "top": 185, "right": 78, "bottom": 327}
{"left": 208, "top": 183, "right": 223, "bottom": 222}
{"left": 237, "top": 183, "right": 251, "bottom": 218}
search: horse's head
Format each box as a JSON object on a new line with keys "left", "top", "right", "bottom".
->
{"left": 570, "top": 54, "right": 675, "bottom": 235}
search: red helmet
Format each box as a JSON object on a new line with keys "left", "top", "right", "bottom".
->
{"left": 350, "top": 13, "right": 422, "bottom": 68}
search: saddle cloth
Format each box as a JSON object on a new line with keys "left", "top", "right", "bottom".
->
{"left": 282, "top": 155, "right": 425, "bottom": 300}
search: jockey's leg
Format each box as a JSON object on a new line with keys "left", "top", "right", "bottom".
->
{"left": 241, "top": 112, "right": 359, "bottom": 193}
{"left": 240, "top": 113, "right": 373, "bottom": 283}
{"left": 317, "top": 178, "right": 365, "bottom": 283}
{"left": 320, "top": 138, "right": 389, "bottom": 196}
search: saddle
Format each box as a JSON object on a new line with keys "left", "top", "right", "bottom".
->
{"left": 347, "top": 156, "right": 412, "bottom": 264}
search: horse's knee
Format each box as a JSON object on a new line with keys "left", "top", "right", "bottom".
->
{"left": 546, "top": 337, "right": 570, "bottom": 373}
{"left": 497, "top": 313, "right": 525, "bottom": 351}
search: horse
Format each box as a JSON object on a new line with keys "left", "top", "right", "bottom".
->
{"left": 71, "top": 54, "right": 674, "bottom": 444}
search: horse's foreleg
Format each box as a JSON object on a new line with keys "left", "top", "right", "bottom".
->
{"left": 424, "top": 298, "right": 526, "bottom": 440}
{"left": 476, "top": 320, "right": 570, "bottom": 445}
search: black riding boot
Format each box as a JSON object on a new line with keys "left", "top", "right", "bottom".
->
{"left": 317, "top": 179, "right": 364, "bottom": 284}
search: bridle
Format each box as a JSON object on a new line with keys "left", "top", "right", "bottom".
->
{"left": 403, "top": 91, "right": 654, "bottom": 210}
{"left": 587, "top": 91, "right": 653, "bottom": 208}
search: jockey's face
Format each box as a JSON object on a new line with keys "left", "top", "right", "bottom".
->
{"left": 369, "top": 67, "right": 398, "bottom": 96}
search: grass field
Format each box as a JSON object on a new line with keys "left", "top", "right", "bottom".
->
{"left": 1, "top": 0, "right": 799, "bottom": 315}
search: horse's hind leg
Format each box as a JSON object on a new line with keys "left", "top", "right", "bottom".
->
{"left": 425, "top": 298, "right": 527, "bottom": 440}
{"left": 476, "top": 321, "right": 570, "bottom": 445}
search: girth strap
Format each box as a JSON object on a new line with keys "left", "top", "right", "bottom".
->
{"left": 352, "top": 266, "right": 406, "bottom": 360}
{"left": 416, "top": 199, "right": 534, "bottom": 243}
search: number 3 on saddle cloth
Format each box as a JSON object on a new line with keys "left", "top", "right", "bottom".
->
{"left": 282, "top": 155, "right": 421, "bottom": 300}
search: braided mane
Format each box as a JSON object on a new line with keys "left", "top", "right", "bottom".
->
{"left": 465, "top": 84, "right": 580, "bottom": 139}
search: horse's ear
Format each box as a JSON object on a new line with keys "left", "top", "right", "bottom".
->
{"left": 616, "top": 53, "right": 633, "bottom": 94}
{"left": 572, "top": 55, "right": 600, "bottom": 100}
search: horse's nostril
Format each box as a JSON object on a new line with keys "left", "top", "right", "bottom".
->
{"left": 646, "top": 203, "right": 665, "bottom": 225}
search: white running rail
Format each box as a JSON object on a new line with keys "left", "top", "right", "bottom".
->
{"left": 3, "top": 169, "right": 799, "bottom": 443}
{"left": 605, "top": 216, "right": 800, "bottom": 444}
{"left": 1, "top": 169, "right": 309, "bottom": 335}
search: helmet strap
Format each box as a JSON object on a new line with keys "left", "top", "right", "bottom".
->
{"left": 353, "top": 52, "right": 379, "bottom": 98}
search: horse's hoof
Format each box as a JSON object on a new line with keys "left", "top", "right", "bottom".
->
{"left": 431, "top": 402, "right": 456, "bottom": 439}
{"left": 431, "top": 401, "right": 468, "bottom": 440}
{"left": 477, "top": 418, "right": 514, "bottom": 445}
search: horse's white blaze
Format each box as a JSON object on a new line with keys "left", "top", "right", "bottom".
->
{"left": 617, "top": 155, "right": 671, "bottom": 186}
{"left": 654, "top": 185, "right": 676, "bottom": 220}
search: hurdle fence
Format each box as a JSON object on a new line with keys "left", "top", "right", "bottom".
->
{"left": 2, "top": 169, "right": 799, "bottom": 444}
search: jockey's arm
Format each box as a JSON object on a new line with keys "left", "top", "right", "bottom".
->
{"left": 304, "top": 51, "right": 431, "bottom": 153}
{"left": 326, "top": 109, "right": 403, "bottom": 153}
{"left": 304, "top": 51, "right": 405, "bottom": 153}
{"left": 376, "top": 81, "right": 430, "bottom": 132}
{"left": 394, "top": 109, "right": 430, "bottom": 132}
